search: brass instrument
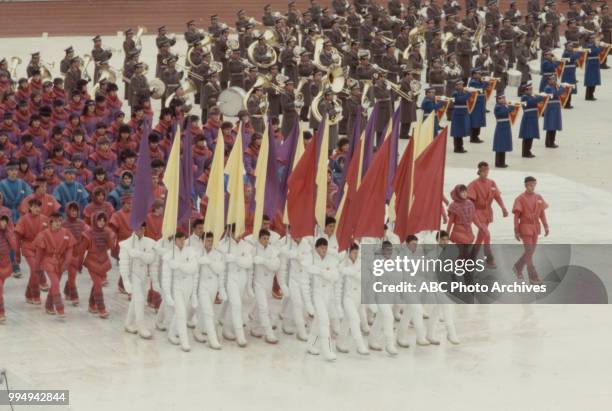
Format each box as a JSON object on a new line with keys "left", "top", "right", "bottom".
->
{"left": 247, "top": 32, "right": 278, "bottom": 69}
{"left": 40, "top": 60, "right": 55, "bottom": 80}
{"left": 149, "top": 78, "right": 166, "bottom": 99}
{"left": 361, "top": 79, "right": 373, "bottom": 109}
{"left": 513, "top": 26, "right": 528, "bottom": 35}
{"left": 483, "top": 76, "right": 501, "bottom": 82}
{"left": 311, "top": 90, "right": 343, "bottom": 125}
{"left": 243, "top": 75, "right": 269, "bottom": 114}
{"left": 385, "top": 79, "right": 415, "bottom": 102}
{"left": 166, "top": 78, "right": 199, "bottom": 103}
{"left": 441, "top": 32, "right": 454, "bottom": 54}
{"left": 105, "top": 47, "right": 122, "bottom": 54}
{"left": 134, "top": 26, "right": 147, "bottom": 49}
{"left": 408, "top": 26, "right": 425, "bottom": 46}
{"left": 8, "top": 57, "right": 21, "bottom": 78}
{"left": 436, "top": 95, "right": 455, "bottom": 102}
{"left": 294, "top": 76, "right": 309, "bottom": 111}
{"left": 80, "top": 54, "right": 92, "bottom": 81}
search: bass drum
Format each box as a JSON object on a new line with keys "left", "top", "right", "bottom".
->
{"left": 507, "top": 69, "right": 522, "bottom": 87}
{"left": 218, "top": 86, "right": 246, "bottom": 117}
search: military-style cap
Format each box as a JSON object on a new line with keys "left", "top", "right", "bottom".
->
{"left": 92, "top": 35, "right": 101, "bottom": 42}
{"left": 323, "top": 88, "right": 333, "bottom": 96}
{"left": 125, "top": 28, "right": 134, "bottom": 35}
{"left": 31, "top": 52, "right": 40, "bottom": 57}
{"left": 210, "top": 14, "right": 218, "bottom": 19}
{"left": 264, "top": 4, "right": 271, "bottom": 10}
{"left": 237, "top": 9, "right": 246, "bottom": 16}
{"left": 65, "top": 46, "right": 74, "bottom": 54}
{"left": 158, "top": 25, "right": 167, "bottom": 31}
{"left": 0, "top": 58, "right": 6, "bottom": 65}
{"left": 187, "top": 20, "right": 196, "bottom": 26}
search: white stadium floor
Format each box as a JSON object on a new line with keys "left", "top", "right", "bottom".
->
{"left": 1, "top": 35, "right": 612, "bottom": 411}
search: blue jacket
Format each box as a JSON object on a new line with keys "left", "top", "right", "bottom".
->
{"left": 492, "top": 104, "right": 517, "bottom": 152}
{"left": 519, "top": 94, "right": 545, "bottom": 139}
{"left": 450, "top": 91, "right": 472, "bottom": 138}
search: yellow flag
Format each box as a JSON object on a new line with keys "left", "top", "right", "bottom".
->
{"left": 203, "top": 127, "right": 226, "bottom": 246}
{"left": 253, "top": 121, "right": 269, "bottom": 235}
{"left": 225, "top": 122, "right": 246, "bottom": 238}
{"left": 314, "top": 121, "right": 330, "bottom": 229}
{"left": 408, "top": 112, "right": 435, "bottom": 211}
{"left": 161, "top": 126, "right": 181, "bottom": 238}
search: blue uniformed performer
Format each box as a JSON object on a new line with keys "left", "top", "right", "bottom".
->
{"left": 561, "top": 41, "right": 580, "bottom": 109}
{"left": 539, "top": 50, "right": 560, "bottom": 92}
{"left": 543, "top": 75, "right": 567, "bottom": 148}
{"left": 420, "top": 87, "right": 445, "bottom": 137}
{"left": 584, "top": 34, "right": 605, "bottom": 101}
{"left": 492, "top": 94, "right": 518, "bottom": 168}
{"left": 450, "top": 81, "right": 472, "bottom": 153}
{"left": 467, "top": 68, "right": 488, "bottom": 144}
{"left": 518, "top": 82, "right": 546, "bottom": 158}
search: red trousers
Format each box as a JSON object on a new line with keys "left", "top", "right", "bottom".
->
{"left": 0, "top": 271, "right": 11, "bottom": 316}
{"left": 44, "top": 267, "right": 64, "bottom": 313}
{"left": 63, "top": 262, "right": 79, "bottom": 301}
{"left": 25, "top": 255, "right": 41, "bottom": 300}
{"left": 472, "top": 222, "right": 494, "bottom": 262}
{"left": 514, "top": 235, "right": 539, "bottom": 277}
{"left": 88, "top": 270, "right": 107, "bottom": 311}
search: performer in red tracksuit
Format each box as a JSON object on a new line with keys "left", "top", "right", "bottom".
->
{"left": 80, "top": 211, "right": 116, "bottom": 318}
{"left": 15, "top": 198, "right": 49, "bottom": 304}
{"left": 512, "top": 176, "right": 549, "bottom": 285}
{"left": 34, "top": 213, "right": 76, "bottom": 316}
{"left": 0, "top": 215, "right": 17, "bottom": 323}
{"left": 61, "top": 202, "right": 88, "bottom": 305}
{"left": 145, "top": 199, "right": 164, "bottom": 309}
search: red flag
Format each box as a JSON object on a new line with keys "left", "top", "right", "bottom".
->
{"left": 405, "top": 127, "right": 448, "bottom": 234}
{"left": 349, "top": 136, "right": 392, "bottom": 241}
{"left": 336, "top": 139, "right": 363, "bottom": 252}
{"left": 286, "top": 138, "right": 317, "bottom": 238}
{"left": 392, "top": 138, "right": 414, "bottom": 242}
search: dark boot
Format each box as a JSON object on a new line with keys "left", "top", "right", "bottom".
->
{"left": 545, "top": 131, "right": 558, "bottom": 148}
{"left": 470, "top": 128, "right": 483, "bottom": 143}
{"left": 522, "top": 139, "right": 535, "bottom": 158}
{"left": 453, "top": 137, "right": 467, "bottom": 153}
{"left": 495, "top": 152, "right": 507, "bottom": 168}
{"left": 565, "top": 94, "right": 573, "bottom": 109}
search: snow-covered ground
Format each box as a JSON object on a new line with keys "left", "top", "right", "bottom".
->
{"left": 1, "top": 35, "right": 611, "bottom": 411}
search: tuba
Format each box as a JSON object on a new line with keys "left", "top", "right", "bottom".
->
{"left": 80, "top": 54, "right": 93, "bottom": 81}
{"left": 149, "top": 78, "right": 166, "bottom": 99}
{"left": 40, "top": 60, "right": 55, "bottom": 80}
{"left": 247, "top": 33, "right": 278, "bottom": 69}
{"left": 243, "top": 75, "right": 268, "bottom": 114}
{"left": 311, "top": 90, "right": 343, "bottom": 125}
{"left": 166, "top": 78, "right": 198, "bottom": 103}
{"left": 441, "top": 32, "right": 454, "bottom": 53}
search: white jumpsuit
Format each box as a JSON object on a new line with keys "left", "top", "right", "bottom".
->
{"left": 305, "top": 252, "right": 341, "bottom": 361}
{"left": 153, "top": 237, "right": 173, "bottom": 330}
{"left": 162, "top": 245, "right": 199, "bottom": 351}
{"left": 278, "top": 237, "right": 314, "bottom": 340}
{"left": 119, "top": 234, "right": 158, "bottom": 339}
{"left": 194, "top": 246, "right": 226, "bottom": 349}
{"left": 251, "top": 242, "right": 281, "bottom": 342}
{"left": 337, "top": 255, "right": 369, "bottom": 354}
{"left": 397, "top": 247, "right": 428, "bottom": 347}
{"left": 221, "top": 238, "right": 254, "bottom": 346}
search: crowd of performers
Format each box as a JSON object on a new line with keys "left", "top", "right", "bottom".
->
{"left": 0, "top": 0, "right": 604, "bottom": 358}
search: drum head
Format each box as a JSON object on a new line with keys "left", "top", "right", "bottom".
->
{"left": 218, "top": 87, "right": 246, "bottom": 117}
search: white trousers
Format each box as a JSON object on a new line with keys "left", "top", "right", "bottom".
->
{"left": 196, "top": 275, "right": 220, "bottom": 346}
{"left": 169, "top": 276, "right": 193, "bottom": 347}
{"left": 125, "top": 273, "right": 147, "bottom": 331}
{"left": 251, "top": 272, "right": 275, "bottom": 335}
{"left": 222, "top": 271, "right": 248, "bottom": 341}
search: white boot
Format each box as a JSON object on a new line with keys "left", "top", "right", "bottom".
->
{"left": 193, "top": 330, "right": 207, "bottom": 343}
{"left": 321, "top": 338, "right": 337, "bottom": 362}
{"left": 138, "top": 328, "right": 152, "bottom": 339}
{"left": 168, "top": 334, "right": 180, "bottom": 345}
{"left": 124, "top": 324, "right": 137, "bottom": 334}
{"left": 181, "top": 342, "right": 191, "bottom": 352}
{"left": 447, "top": 326, "right": 460, "bottom": 345}
{"left": 265, "top": 330, "right": 279, "bottom": 344}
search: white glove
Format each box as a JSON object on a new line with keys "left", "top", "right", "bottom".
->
{"left": 198, "top": 255, "right": 210, "bottom": 265}
{"left": 190, "top": 295, "right": 198, "bottom": 309}
{"left": 123, "top": 280, "right": 133, "bottom": 294}
{"left": 218, "top": 287, "right": 228, "bottom": 302}
{"left": 280, "top": 284, "right": 290, "bottom": 298}
{"left": 225, "top": 254, "right": 236, "bottom": 263}
{"left": 165, "top": 294, "right": 175, "bottom": 307}
{"left": 253, "top": 256, "right": 264, "bottom": 265}
{"left": 169, "top": 260, "right": 180, "bottom": 270}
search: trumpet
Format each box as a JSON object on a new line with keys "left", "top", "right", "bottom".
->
{"left": 135, "top": 26, "right": 147, "bottom": 49}
{"left": 9, "top": 56, "right": 21, "bottom": 78}
{"left": 578, "top": 26, "right": 594, "bottom": 35}
{"left": 436, "top": 95, "right": 455, "bottom": 102}
{"left": 105, "top": 47, "right": 122, "bottom": 54}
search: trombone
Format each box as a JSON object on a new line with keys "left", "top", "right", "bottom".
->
{"left": 385, "top": 79, "right": 415, "bottom": 102}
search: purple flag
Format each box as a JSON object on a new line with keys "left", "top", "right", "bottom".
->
{"left": 276, "top": 121, "right": 300, "bottom": 211}
{"left": 263, "top": 117, "right": 281, "bottom": 218}
{"left": 178, "top": 118, "right": 194, "bottom": 224}
{"left": 386, "top": 107, "right": 401, "bottom": 201}
{"left": 361, "top": 103, "right": 379, "bottom": 177}
{"left": 128, "top": 118, "right": 153, "bottom": 230}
